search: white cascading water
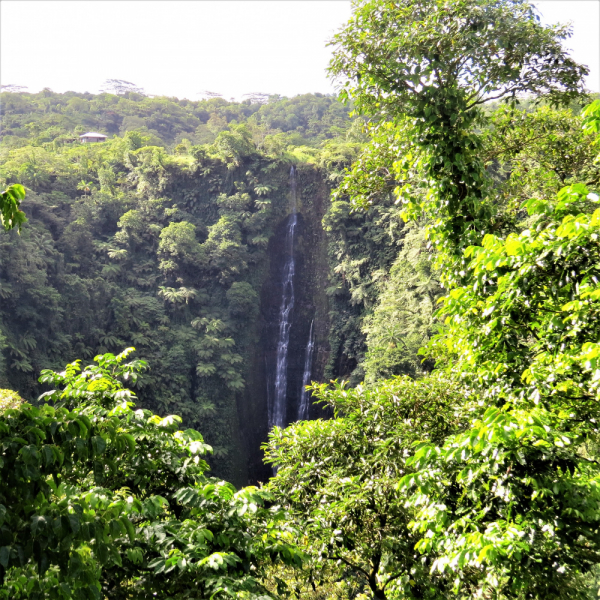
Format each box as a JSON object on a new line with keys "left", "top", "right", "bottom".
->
{"left": 270, "top": 166, "right": 298, "bottom": 429}
{"left": 298, "top": 319, "right": 314, "bottom": 421}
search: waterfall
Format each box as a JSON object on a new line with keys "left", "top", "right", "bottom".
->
{"left": 270, "top": 166, "right": 298, "bottom": 429}
{"left": 298, "top": 319, "right": 315, "bottom": 421}
{"left": 265, "top": 356, "right": 273, "bottom": 427}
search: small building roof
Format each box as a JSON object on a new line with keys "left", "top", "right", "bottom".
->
{"left": 79, "top": 132, "right": 107, "bottom": 138}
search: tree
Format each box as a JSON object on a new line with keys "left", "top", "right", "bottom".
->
{"left": 0, "top": 184, "right": 26, "bottom": 232}
{"left": 398, "top": 182, "right": 600, "bottom": 599}
{"left": 211, "top": 126, "right": 255, "bottom": 169}
{"left": 480, "top": 102, "right": 600, "bottom": 230}
{"left": 158, "top": 221, "right": 204, "bottom": 269}
{"left": 321, "top": 1, "right": 600, "bottom": 596}
{"left": 266, "top": 375, "right": 466, "bottom": 600}
{"left": 330, "top": 0, "right": 589, "bottom": 270}
{"left": 0, "top": 349, "right": 301, "bottom": 599}
{"left": 226, "top": 281, "right": 258, "bottom": 319}
{"left": 76, "top": 180, "right": 95, "bottom": 197}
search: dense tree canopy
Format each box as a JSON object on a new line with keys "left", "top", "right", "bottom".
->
{"left": 0, "top": 350, "right": 300, "bottom": 599}
{"left": 0, "top": 97, "right": 361, "bottom": 480}
{"left": 0, "top": 90, "right": 354, "bottom": 151}
{"left": 2, "top": 0, "right": 600, "bottom": 598}
{"left": 267, "top": 2, "right": 600, "bottom": 600}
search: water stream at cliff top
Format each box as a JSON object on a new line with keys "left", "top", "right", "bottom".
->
{"left": 269, "top": 166, "right": 298, "bottom": 430}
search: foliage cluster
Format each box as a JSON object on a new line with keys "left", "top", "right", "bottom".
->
{"left": 0, "top": 184, "right": 26, "bottom": 232}
{"left": 266, "top": 2, "right": 600, "bottom": 600}
{"left": 322, "top": 101, "right": 599, "bottom": 385}
{"left": 3, "top": 1, "right": 600, "bottom": 599}
{"left": 0, "top": 349, "right": 300, "bottom": 599}
{"left": 267, "top": 375, "right": 466, "bottom": 600}
{"left": 0, "top": 90, "right": 354, "bottom": 152}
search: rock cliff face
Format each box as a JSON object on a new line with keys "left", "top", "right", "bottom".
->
{"left": 239, "top": 165, "right": 332, "bottom": 484}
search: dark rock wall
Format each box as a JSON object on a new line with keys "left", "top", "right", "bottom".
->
{"left": 239, "top": 165, "right": 331, "bottom": 484}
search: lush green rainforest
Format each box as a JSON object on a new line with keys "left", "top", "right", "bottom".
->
{"left": 0, "top": 90, "right": 409, "bottom": 483}
{"left": 2, "top": 83, "right": 599, "bottom": 486}
{"left": 1, "top": 89, "right": 599, "bottom": 483}
{"left": 4, "top": 0, "right": 600, "bottom": 597}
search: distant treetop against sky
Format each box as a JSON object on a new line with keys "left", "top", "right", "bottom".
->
{"left": 1, "top": 1, "right": 598, "bottom": 99}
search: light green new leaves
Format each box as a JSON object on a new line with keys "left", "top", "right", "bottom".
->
{"left": 440, "top": 183, "right": 600, "bottom": 407}
{"left": 582, "top": 99, "right": 600, "bottom": 139}
{"left": 400, "top": 403, "right": 600, "bottom": 596}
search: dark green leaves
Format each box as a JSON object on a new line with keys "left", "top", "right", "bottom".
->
{"left": 0, "top": 350, "right": 299, "bottom": 598}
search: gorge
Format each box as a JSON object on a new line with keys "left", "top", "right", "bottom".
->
{"left": 0, "top": 96, "right": 374, "bottom": 485}
{"left": 0, "top": 89, "right": 431, "bottom": 485}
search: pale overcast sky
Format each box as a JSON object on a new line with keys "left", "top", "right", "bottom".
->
{"left": 1, "top": 1, "right": 598, "bottom": 100}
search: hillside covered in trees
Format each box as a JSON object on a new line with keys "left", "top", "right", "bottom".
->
{"left": 0, "top": 88, "right": 426, "bottom": 482}
{"left": 0, "top": 89, "right": 356, "bottom": 152}
{"left": 2, "top": 0, "right": 600, "bottom": 598}
{"left": 0, "top": 90, "right": 371, "bottom": 482}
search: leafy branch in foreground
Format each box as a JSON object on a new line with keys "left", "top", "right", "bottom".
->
{"left": 0, "top": 349, "right": 301, "bottom": 600}
{"left": 313, "top": 0, "right": 600, "bottom": 597}
{"left": 399, "top": 179, "right": 600, "bottom": 597}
